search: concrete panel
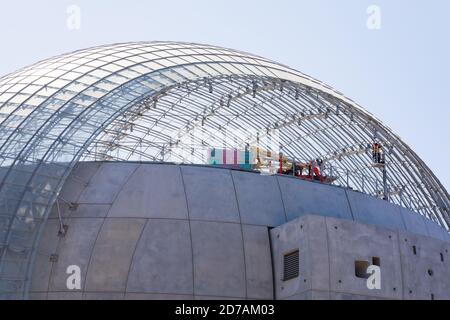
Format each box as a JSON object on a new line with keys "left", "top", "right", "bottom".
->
{"left": 284, "top": 290, "right": 331, "bottom": 300}
{"left": 310, "top": 290, "right": 331, "bottom": 300}
{"left": 47, "top": 292, "right": 82, "bottom": 300}
{"left": 125, "top": 293, "right": 193, "bottom": 300}
{"left": 78, "top": 163, "right": 138, "bottom": 204}
{"left": 83, "top": 292, "right": 124, "bottom": 300}
{"left": 30, "top": 219, "right": 60, "bottom": 292}
{"left": 190, "top": 221, "right": 246, "bottom": 298}
{"left": 242, "top": 225, "right": 273, "bottom": 299}
{"left": 423, "top": 218, "right": 447, "bottom": 242}
{"left": 28, "top": 292, "right": 47, "bottom": 300}
{"left": 59, "top": 162, "right": 101, "bottom": 203}
{"left": 271, "top": 217, "right": 309, "bottom": 299}
{"left": 232, "top": 171, "right": 285, "bottom": 226}
{"left": 401, "top": 208, "right": 429, "bottom": 237}
{"left": 68, "top": 204, "right": 111, "bottom": 218}
{"left": 109, "top": 164, "right": 188, "bottom": 219}
{"left": 325, "top": 217, "right": 403, "bottom": 299}
{"left": 398, "top": 231, "right": 450, "bottom": 300}
{"left": 51, "top": 203, "right": 111, "bottom": 219}
{"left": 330, "top": 292, "right": 381, "bottom": 300}
{"left": 49, "top": 218, "right": 104, "bottom": 291}
{"left": 126, "top": 219, "right": 193, "bottom": 294}
{"left": 346, "top": 190, "right": 406, "bottom": 231}
{"left": 277, "top": 176, "right": 353, "bottom": 221}
{"left": 28, "top": 162, "right": 450, "bottom": 300}
{"left": 283, "top": 292, "right": 310, "bottom": 300}
{"left": 181, "top": 166, "right": 240, "bottom": 223}
{"left": 270, "top": 215, "right": 329, "bottom": 299}
{"left": 306, "top": 216, "right": 330, "bottom": 292}
{"left": 85, "top": 218, "right": 145, "bottom": 292}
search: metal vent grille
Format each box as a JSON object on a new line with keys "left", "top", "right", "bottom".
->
{"left": 283, "top": 250, "right": 299, "bottom": 281}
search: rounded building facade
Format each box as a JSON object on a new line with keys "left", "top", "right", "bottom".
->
{"left": 30, "top": 162, "right": 450, "bottom": 300}
{"left": 0, "top": 42, "right": 448, "bottom": 299}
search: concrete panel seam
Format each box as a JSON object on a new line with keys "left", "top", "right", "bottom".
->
{"left": 81, "top": 163, "right": 140, "bottom": 291}
{"left": 395, "top": 230, "right": 406, "bottom": 299}
{"left": 45, "top": 223, "right": 64, "bottom": 294}
{"left": 48, "top": 216, "right": 285, "bottom": 228}
{"left": 104, "top": 164, "right": 141, "bottom": 217}
{"left": 329, "top": 289, "right": 402, "bottom": 300}
{"left": 343, "top": 189, "right": 356, "bottom": 221}
{"left": 275, "top": 176, "right": 288, "bottom": 223}
{"left": 230, "top": 170, "right": 248, "bottom": 299}
{"left": 397, "top": 208, "right": 408, "bottom": 231}
{"left": 124, "top": 219, "right": 149, "bottom": 293}
{"left": 73, "top": 163, "right": 102, "bottom": 204}
{"left": 306, "top": 218, "right": 312, "bottom": 288}
{"left": 324, "top": 217, "right": 332, "bottom": 295}
{"left": 179, "top": 165, "right": 196, "bottom": 297}
{"left": 267, "top": 227, "right": 276, "bottom": 300}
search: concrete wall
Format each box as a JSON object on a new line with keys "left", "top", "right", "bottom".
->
{"left": 270, "top": 215, "right": 450, "bottom": 300}
{"left": 29, "top": 162, "right": 449, "bottom": 300}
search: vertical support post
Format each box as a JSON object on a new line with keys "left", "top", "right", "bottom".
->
{"left": 279, "top": 152, "right": 283, "bottom": 174}
{"left": 382, "top": 164, "right": 388, "bottom": 201}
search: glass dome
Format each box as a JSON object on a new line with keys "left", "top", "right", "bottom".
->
{"left": 0, "top": 41, "right": 448, "bottom": 299}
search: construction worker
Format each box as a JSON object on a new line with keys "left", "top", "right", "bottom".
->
{"left": 372, "top": 143, "right": 379, "bottom": 163}
{"left": 307, "top": 161, "right": 312, "bottom": 179}
{"left": 297, "top": 163, "right": 305, "bottom": 177}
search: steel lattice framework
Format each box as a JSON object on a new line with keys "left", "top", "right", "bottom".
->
{"left": 0, "top": 41, "right": 448, "bottom": 299}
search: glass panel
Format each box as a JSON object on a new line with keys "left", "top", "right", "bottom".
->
{"left": 9, "top": 94, "right": 29, "bottom": 104}
{"left": 0, "top": 93, "right": 15, "bottom": 104}
{"left": 129, "top": 64, "right": 152, "bottom": 75}
{"left": 98, "top": 55, "right": 119, "bottom": 63}
{"left": 60, "top": 71, "right": 82, "bottom": 81}
{"left": 117, "top": 69, "right": 141, "bottom": 80}
{"left": 73, "top": 65, "right": 95, "bottom": 74}
{"left": 89, "top": 69, "right": 110, "bottom": 79}
{"left": 7, "top": 83, "right": 27, "bottom": 93}
{"left": 127, "top": 55, "right": 147, "bottom": 64}
{"left": 101, "top": 63, "right": 123, "bottom": 73}
{"left": 114, "top": 59, "right": 135, "bottom": 68}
